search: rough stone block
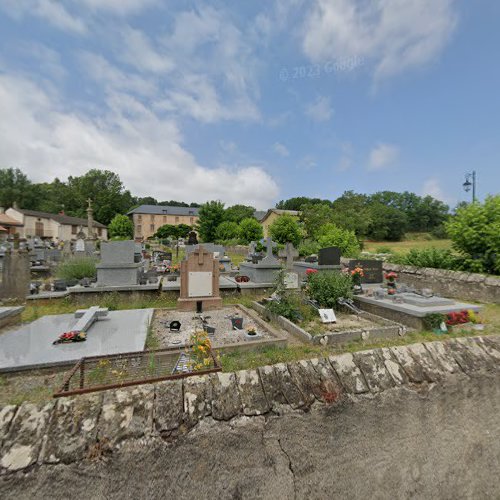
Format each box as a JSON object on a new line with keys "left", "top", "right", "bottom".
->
{"left": 353, "top": 350, "right": 396, "bottom": 392}
{"left": 272, "top": 363, "right": 307, "bottom": 409}
{"left": 0, "top": 405, "right": 17, "bottom": 445}
{"left": 183, "top": 375, "right": 212, "bottom": 427}
{"left": 379, "top": 348, "right": 409, "bottom": 385}
{"left": 211, "top": 372, "right": 242, "bottom": 420}
{"left": 236, "top": 370, "right": 270, "bottom": 416}
{"left": 454, "top": 338, "right": 496, "bottom": 372}
{"left": 424, "top": 341, "right": 462, "bottom": 374}
{"left": 43, "top": 393, "right": 102, "bottom": 464}
{"left": 154, "top": 380, "right": 184, "bottom": 433}
{"left": 390, "top": 345, "right": 428, "bottom": 383}
{"left": 406, "top": 343, "right": 446, "bottom": 382}
{"left": 328, "top": 353, "right": 369, "bottom": 394}
{"left": 287, "top": 360, "right": 322, "bottom": 403}
{"left": 0, "top": 402, "right": 54, "bottom": 472}
{"left": 257, "top": 365, "right": 288, "bottom": 408}
{"left": 98, "top": 386, "right": 154, "bottom": 445}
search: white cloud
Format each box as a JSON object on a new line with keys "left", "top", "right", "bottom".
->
{"left": 422, "top": 178, "right": 448, "bottom": 202}
{"left": 0, "top": 0, "right": 86, "bottom": 34}
{"left": 0, "top": 73, "right": 279, "bottom": 209}
{"left": 75, "top": 0, "right": 158, "bottom": 15}
{"left": 368, "top": 143, "right": 399, "bottom": 170}
{"left": 273, "top": 142, "right": 290, "bottom": 157}
{"left": 305, "top": 95, "right": 333, "bottom": 122}
{"left": 302, "top": 0, "right": 458, "bottom": 79}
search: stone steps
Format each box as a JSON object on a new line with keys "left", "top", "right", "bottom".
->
{"left": 0, "top": 335, "right": 499, "bottom": 474}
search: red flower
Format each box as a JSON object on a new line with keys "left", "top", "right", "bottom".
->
{"left": 306, "top": 268, "right": 318, "bottom": 276}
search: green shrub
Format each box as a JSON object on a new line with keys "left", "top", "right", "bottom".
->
{"left": 56, "top": 257, "right": 97, "bottom": 280}
{"left": 390, "top": 248, "right": 458, "bottom": 269}
{"left": 431, "top": 224, "right": 449, "bottom": 239}
{"left": 306, "top": 271, "right": 353, "bottom": 309}
{"left": 375, "top": 246, "right": 394, "bottom": 254}
{"left": 298, "top": 240, "right": 320, "bottom": 257}
{"left": 269, "top": 214, "right": 302, "bottom": 246}
{"left": 266, "top": 298, "right": 301, "bottom": 322}
{"left": 317, "top": 223, "right": 360, "bottom": 257}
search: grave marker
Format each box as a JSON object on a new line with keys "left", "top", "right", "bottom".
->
{"left": 318, "top": 247, "right": 341, "bottom": 266}
{"left": 279, "top": 242, "right": 299, "bottom": 270}
{"left": 348, "top": 259, "right": 383, "bottom": 284}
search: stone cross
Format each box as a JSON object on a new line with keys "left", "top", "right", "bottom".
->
{"left": 279, "top": 242, "right": 299, "bottom": 270}
{"left": 261, "top": 237, "right": 279, "bottom": 265}
{"left": 72, "top": 306, "right": 109, "bottom": 332}
{"left": 86, "top": 198, "right": 95, "bottom": 240}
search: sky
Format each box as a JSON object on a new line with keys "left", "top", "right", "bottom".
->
{"left": 0, "top": 0, "right": 498, "bottom": 210}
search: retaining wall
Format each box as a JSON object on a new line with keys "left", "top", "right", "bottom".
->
{"left": 0, "top": 335, "right": 498, "bottom": 475}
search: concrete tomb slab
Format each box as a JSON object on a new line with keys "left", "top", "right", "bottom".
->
{"left": 0, "top": 308, "right": 153, "bottom": 371}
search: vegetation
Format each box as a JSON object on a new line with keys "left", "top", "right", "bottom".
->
{"left": 108, "top": 214, "right": 134, "bottom": 239}
{"left": 238, "top": 217, "right": 263, "bottom": 243}
{"left": 56, "top": 257, "right": 97, "bottom": 281}
{"left": 196, "top": 200, "right": 226, "bottom": 242}
{"left": 390, "top": 248, "right": 459, "bottom": 269}
{"left": 316, "top": 224, "right": 360, "bottom": 257}
{"left": 306, "top": 271, "right": 353, "bottom": 309}
{"left": 446, "top": 196, "right": 500, "bottom": 274}
{"left": 269, "top": 214, "right": 302, "bottom": 246}
{"left": 215, "top": 221, "right": 240, "bottom": 241}
{"left": 155, "top": 223, "right": 192, "bottom": 240}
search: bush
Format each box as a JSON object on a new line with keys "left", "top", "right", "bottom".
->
{"left": 57, "top": 257, "right": 97, "bottom": 280}
{"left": 317, "top": 223, "right": 360, "bottom": 257}
{"left": 390, "top": 248, "right": 458, "bottom": 269}
{"left": 298, "top": 240, "right": 320, "bottom": 257}
{"left": 266, "top": 298, "right": 301, "bottom": 322}
{"left": 431, "top": 224, "right": 449, "bottom": 239}
{"left": 239, "top": 217, "right": 263, "bottom": 243}
{"left": 269, "top": 214, "right": 302, "bottom": 246}
{"left": 306, "top": 271, "right": 353, "bottom": 309}
{"left": 446, "top": 196, "right": 500, "bottom": 274}
{"left": 108, "top": 214, "right": 134, "bottom": 239}
{"left": 215, "top": 221, "right": 240, "bottom": 241}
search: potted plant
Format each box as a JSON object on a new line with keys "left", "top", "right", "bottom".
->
{"left": 384, "top": 271, "right": 398, "bottom": 295}
{"left": 468, "top": 309, "right": 485, "bottom": 331}
{"left": 350, "top": 266, "right": 364, "bottom": 295}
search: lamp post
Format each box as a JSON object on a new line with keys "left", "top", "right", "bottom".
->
{"left": 463, "top": 171, "right": 477, "bottom": 203}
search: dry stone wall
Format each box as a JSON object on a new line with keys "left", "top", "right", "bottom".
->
{"left": 0, "top": 336, "right": 499, "bottom": 475}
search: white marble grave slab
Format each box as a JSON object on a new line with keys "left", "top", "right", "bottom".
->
{"left": 188, "top": 271, "right": 213, "bottom": 298}
{"left": 319, "top": 309, "right": 337, "bottom": 324}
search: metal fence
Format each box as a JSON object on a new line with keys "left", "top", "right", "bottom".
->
{"left": 53, "top": 347, "right": 221, "bottom": 397}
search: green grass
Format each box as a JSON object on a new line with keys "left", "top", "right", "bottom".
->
{"left": 364, "top": 237, "right": 452, "bottom": 254}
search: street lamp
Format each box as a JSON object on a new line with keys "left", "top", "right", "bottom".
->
{"left": 463, "top": 171, "right": 477, "bottom": 202}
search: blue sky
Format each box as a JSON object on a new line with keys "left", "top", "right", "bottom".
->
{"left": 0, "top": 0, "right": 498, "bottom": 209}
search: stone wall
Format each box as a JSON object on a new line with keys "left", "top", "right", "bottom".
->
{"left": 0, "top": 336, "right": 498, "bottom": 475}
{"left": 382, "top": 263, "right": 500, "bottom": 304}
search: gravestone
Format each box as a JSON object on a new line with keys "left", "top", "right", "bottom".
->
{"left": 279, "top": 242, "right": 299, "bottom": 270}
{"left": 348, "top": 259, "right": 383, "bottom": 284}
{"left": 187, "top": 231, "right": 198, "bottom": 245}
{"left": 75, "top": 237, "right": 85, "bottom": 255}
{"left": 239, "top": 237, "right": 282, "bottom": 283}
{"left": 318, "top": 247, "right": 341, "bottom": 266}
{"left": 73, "top": 306, "right": 109, "bottom": 333}
{"left": 0, "top": 243, "right": 30, "bottom": 300}
{"left": 186, "top": 243, "right": 225, "bottom": 256}
{"left": 284, "top": 272, "right": 299, "bottom": 289}
{"left": 178, "top": 245, "right": 222, "bottom": 312}
{"left": 261, "top": 237, "right": 279, "bottom": 265}
{"left": 96, "top": 240, "right": 141, "bottom": 287}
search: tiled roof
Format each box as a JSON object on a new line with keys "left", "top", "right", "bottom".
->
{"left": 0, "top": 214, "right": 23, "bottom": 227}
{"left": 127, "top": 205, "right": 200, "bottom": 216}
{"left": 260, "top": 209, "right": 300, "bottom": 222}
{"left": 16, "top": 209, "right": 107, "bottom": 228}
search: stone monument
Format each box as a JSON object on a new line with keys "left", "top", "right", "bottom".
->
{"left": 239, "top": 237, "right": 282, "bottom": 283}
{"left": 96, "top": 240, "right": 141, "bottom": 287}
{"left": 294, "top": 246, "right": 342, "bottom": 280}
{"left": 177, "top": 245, "right": 222, "bottom": 312}
{"left": 0, "top": 234, "right": 30, "bottom": 300}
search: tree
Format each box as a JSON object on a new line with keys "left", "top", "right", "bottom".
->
{"left": 331, "top": 191, "right": 372, "bottom": 237}
{"left": 301, "top": 203, "right": 334, "bottom": 238}
{"left": 155, "top": 224, "right": 192, "bottom": 240}
{"left": 196, "top": 201, "right": 225, "bottom": 242}
{"left": 0, "top": 167, "right": 39, "bottom": 209}
{"left": 276, "top": 197, "right": 331, "bottom": 211}
{"left": 108, "top": 214, "right": 134, "bottom": 239}
{"left": 65, "top": 170, "right": 134, "bottom": 225}
{"left": 316, "top": 223, "right": 360, "bottom": 257}
{"left": 269, "top": 214, "right": 302, "bottom": 246}
{"left": 239, "top": 217, "right": 263, "bottom": 243}
{"left": 225, "top": 204, "right": 256, "bottom": 223}
{"left": 366, "top": 203, "right": 408, "bottom": 241}
{"left": 215, "top": 221, "right": 240, "bottom": 241}
{"left": 446, "top": 196, "right": 500, "bottom": 274}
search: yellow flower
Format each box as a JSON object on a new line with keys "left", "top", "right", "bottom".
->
{"left": 203, "top": 358, "right": 211, "bottom": 366}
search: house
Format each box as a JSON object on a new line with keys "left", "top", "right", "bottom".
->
{"left": 127, "top": 205, "right": 200, "bottom": 240}
{"left": 258, "top": 209, "right": 300, "bottom": 237}
{"left": 5, "top": 208, "right": 108, "bottom": 241}
{"left": 0, "top": 211, "right": 24, "bottom": 239}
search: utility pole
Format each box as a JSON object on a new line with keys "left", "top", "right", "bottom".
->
{"left": 463, "top": 171, "right": 477, "bottom": 203}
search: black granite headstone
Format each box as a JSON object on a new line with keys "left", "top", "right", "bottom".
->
{"left": 318, "top": 247, "right": 341, "bottom": 266}
{"left": 187, "top": 231, "right": 198, "bottom": 245}
{"left": 348, "top": 259, "right": 383, "bottom": 284}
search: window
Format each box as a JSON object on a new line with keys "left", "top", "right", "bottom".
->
{"left": 97, "top": 228, "right": 102, "bottom": 236}
{"left": 71, "top": 225, "right": 77, "bottom": 234}
{"left": 150, "top": 224, "right": 155, "bottom": 232}
{"left": 137, "top": 225, "right": 142, "bottom": 235}
{"left": 137, "top": 214, "right": 142, "bottom": 221}
{"left": 175, "top": 216, "right": 179, "bottom": 223}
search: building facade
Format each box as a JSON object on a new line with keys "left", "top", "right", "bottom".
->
{"left": 5, "top": 208, "right": 108, "bottom": 241}
{"left": 127, "top": 205, "right": 200, "bottom": 240}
